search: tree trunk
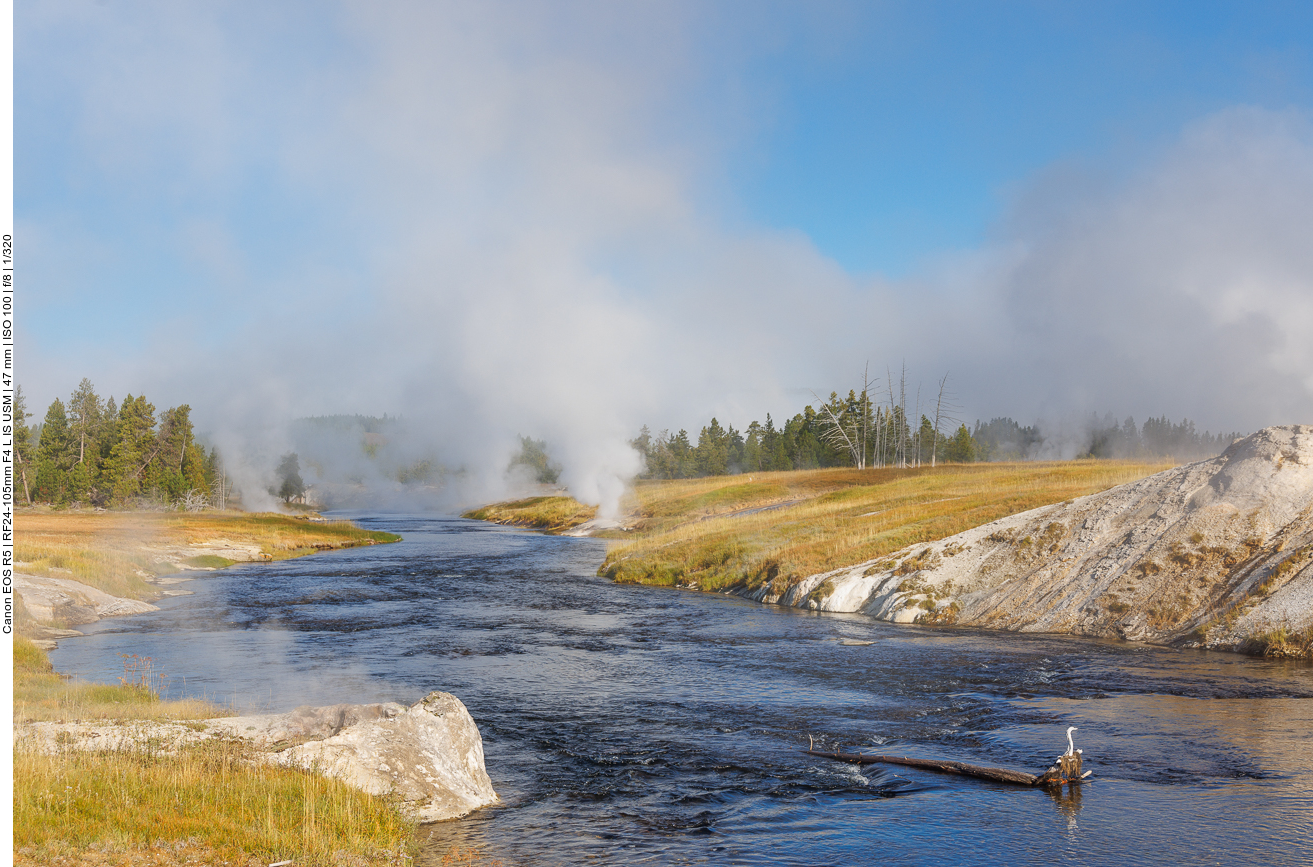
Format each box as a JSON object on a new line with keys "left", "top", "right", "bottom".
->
{"left": 16, "top": 449, "right": 31, "bottom": 504}
{"left": 803, "top": 748, "right": 1087, "bottom": 788}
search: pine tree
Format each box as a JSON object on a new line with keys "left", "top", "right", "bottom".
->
{"left": 103, "top": 395, "right": 158, "bottom": 503}
{"left": 35, "top": 399, "right": 74, "bottom": 503}
{"left": 509, "top": 436, "right": 561, "bottom": 484}
{"left": 742, "top": 421, "right": 763, "bottom": 473}
{"left": 277, "top": 453, "right": 306, "bottom": 503}
{"left": 670, "top": 430, "right": 695, "bottom": 478}
{"left": 943, "top": 424, "right": 977, "bottom": 463}
{"left": 630, "top": 426, "right": 654, "bottom": 475}
{"left": 917, "top": 416, "right": 936, "bottom": 466}
{"left": 67, "top": 379, "right": 104, "bottom": 467}
{"left": 154, "top": 405, "right": 200, "bottom": 499}
{"left": 695, "top": 418, "right": 730, "bottom": 476}
{"left": 66, "top": 379, "right": 105, "bottom": 502}
{"left": 763, "top": 414, "right": 792, "bottom": 471}
{"left": 13, "top": 384, "right": 33, "bottom": 504}
{"left": 207, "top": 447, "right": 230, "bottom": 509}
{"left": 183, "top": 435, "right": 210, "bottom": 499}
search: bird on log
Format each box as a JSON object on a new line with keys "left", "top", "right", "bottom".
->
{"left": 804, "top": 728, "right": 1092, "bottom": 787}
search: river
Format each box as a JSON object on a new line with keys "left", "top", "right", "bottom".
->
{"left": 50, "top": 513, "right": 1313, "bottom": 865}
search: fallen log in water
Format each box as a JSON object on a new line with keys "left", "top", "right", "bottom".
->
{"left": 803, "top": 748, "right": 1086, "bottom": 787}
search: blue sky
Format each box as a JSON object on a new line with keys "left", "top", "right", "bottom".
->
{"left": 17, "top": 1, "right": 1313, "bottom": 495}
{"left": 721, "top": 2, "right": 1313, "bottom": 275}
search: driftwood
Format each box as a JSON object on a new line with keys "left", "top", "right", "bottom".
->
{"left": 803, "top": 748, "right": 1086, "bottom": 787}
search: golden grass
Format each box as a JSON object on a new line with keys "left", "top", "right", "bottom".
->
{"left": 15, "top": 511, "right": 400, "bottom": 610}
{"left": 13, "top": 638, "right": 415, "bottom": 866}
{"left": 1244, "top": 624, "right": 1313, "bottom": 659}
{"left": 598, "top": 460, "right": 1175, "bottom": 591}
{"left": 14, "top": 743, "right": 414, "bottom": 867}
{"left": 464, "top": 496, "right": 598, "bottom": 533}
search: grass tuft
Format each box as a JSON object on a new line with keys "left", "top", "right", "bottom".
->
{"left": 1242, "top": 623, "right": 1313, "bottom": 659}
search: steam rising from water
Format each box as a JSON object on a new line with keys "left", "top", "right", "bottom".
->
{"left": 19, "top": 5, "right": 1313, "bottom": 513}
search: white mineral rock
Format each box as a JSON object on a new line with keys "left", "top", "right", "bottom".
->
{"left": 746, "top": 425, "right": 1313, "bottom": 651}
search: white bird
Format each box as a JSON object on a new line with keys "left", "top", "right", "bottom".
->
{"left": 1063, "top": 726, "right": 1078, "bottom": 758}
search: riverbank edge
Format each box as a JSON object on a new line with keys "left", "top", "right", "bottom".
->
{"left": 9, "top": 513, "right": 466, "bottom": 865}
{"left": 13, "top": 639, "right": 422, "bottom": 865}
{"left": 14, "top": 508, "right": 402, "bottom": 647}
{"left": 462, "top": 495, "right": 600, "bottom": 535}
{"left": 462, "top": 480, "right": 1311, "bottom": 661}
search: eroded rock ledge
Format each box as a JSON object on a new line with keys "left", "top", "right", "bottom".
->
{"left": 736, "top": 425, "right": 1313, "bottom": 654}
{"left": 17, "top": 691, "right": 498, "bottom": 823}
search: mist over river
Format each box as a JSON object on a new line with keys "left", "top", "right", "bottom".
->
{"left": 50, "top": 514, "right": 1313, "bottom": 865}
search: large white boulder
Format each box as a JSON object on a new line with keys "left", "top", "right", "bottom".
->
{"left": 209, "top": 692, "right": 499, "bottom": 822}
{"left": 20, "top": 691, "right": 499, "bottom": 823}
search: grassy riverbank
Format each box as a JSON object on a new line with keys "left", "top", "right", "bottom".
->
{"left": 468, "top": 461, "right": 1174, "bottom": 590}
{"left": 13, "top": 512, "right": 416, "bottom": 864}
{"left": 13, "top": 638, "right": 415, "bottom": 867}
{"left": 464, "top": 496, "right": 598, "bottom": 533}
{"left": 14, "top": 510, "right": 400, "bottom": 632}
{"left": 603, "top": 461, "right": 1173, "bottom": 591}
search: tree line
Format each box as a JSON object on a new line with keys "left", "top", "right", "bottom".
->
{"left": 631, "top": 381, "right": 1244, "bottom": 479}
{"left": 631, "top": 406, "right": 976, "bottom": 480}
{"left": 632, "top": 367, "right": 979, "bottom": 479}
{"left": 971, "top": 414, "right": 1243, "bottom": 461}
{"left": 16, "top": 377, "right": 1248, "bottom": 504}
{"left": 14, "top": 380, "right": 228, "bottom": 509}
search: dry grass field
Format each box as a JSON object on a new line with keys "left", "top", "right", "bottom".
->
{"left": 602, "top": 461, "right": 1174, "bottom": 590}
{"left": 15, "top": 510, "right": 400, "bottom": 607}
{"left": 468, "top": 461, "right": 1175, "bottom": 592}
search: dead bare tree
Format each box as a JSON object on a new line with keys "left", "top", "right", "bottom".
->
{"left": 890, "top": 363, "right": 910, "bottom": 468}
{"left": 858, "top": 362, "right": 877, "bottom": 468}
{"left": 813, "top": 391, "right": 864, "bottom": 468}
{"left": 15, "top": 447, "right": 31, "bottom": 505}
{"left": 930, "top": 372, "right": 961, "bottom": 468}
{"left": 913, "top": 383, "right": 923, "bottom": 467}
{"left": 812, "top": 364, "right": 879, "bottom": 469}
{"left": 211, "top": 468, "right": 231, "bottom": 511}
{"left": 885, "top": 367, "right": 897, "bottom": 468}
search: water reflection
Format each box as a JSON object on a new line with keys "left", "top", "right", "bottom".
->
{"left": 1046, "top": 782, "right": 1083, "bottom": 838}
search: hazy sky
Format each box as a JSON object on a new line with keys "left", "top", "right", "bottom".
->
{"left": 18, "top": 1, "right": 1313, "bottom": 504}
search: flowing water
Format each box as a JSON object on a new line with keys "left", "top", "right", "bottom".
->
{"left": 50, "top": 514, "right": 1313, "bottom": 865}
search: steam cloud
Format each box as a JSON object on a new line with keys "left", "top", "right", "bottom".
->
{"left": 19, "top": 3, "right": 1313, "bottom": 513}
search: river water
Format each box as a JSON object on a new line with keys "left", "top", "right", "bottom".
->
{"left": 50, "top": 513, "right": 1313, "bottom": 865}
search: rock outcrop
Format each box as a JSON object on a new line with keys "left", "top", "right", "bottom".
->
{"left": 209, "top": 692, "right": 498, "bottom": 823}
{"left": 18, "top": 691, "right": 498, "bottom": 823}
{"left": 742, "top": 426, "right": 1313, "bottom": 654}
{"left": 14, "top": 572, "right": 160, "bottom": 626}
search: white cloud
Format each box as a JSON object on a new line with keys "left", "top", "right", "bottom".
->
{"left": 950, "top": 107, "right": 1313, "bottom": 432}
